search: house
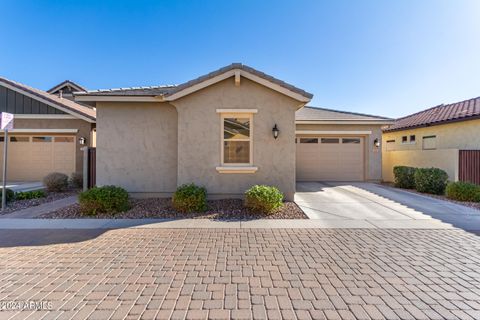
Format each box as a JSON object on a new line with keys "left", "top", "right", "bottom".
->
{"left": 382, "top": 96, "right": 480, "bottom": 182}
{"left": 47, "top": 80, "right": 87, "bottom": 101}
{"left": 0, "top": 77, "right": 96, "bottom": 181}
{"left": 75, "top": 63, "right": 392, "bottom": 200}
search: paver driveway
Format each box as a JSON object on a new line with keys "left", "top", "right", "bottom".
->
{"left": 1, "top": 228, "right": 480, "bottom": 320}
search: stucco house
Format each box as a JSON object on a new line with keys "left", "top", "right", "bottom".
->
{"left": 382, "top": 97, "right": 480, "bottom": 183}
{"left": 75, "top": 63, "right": 392, "bottom": 200}
{"left": 0, "top": 77, "right": 96, "bottom": 181}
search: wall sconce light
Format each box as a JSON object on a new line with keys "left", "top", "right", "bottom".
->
{"left": 272, "top": 124, "right": 279, "bottom": 139}
{"left": 374, "top": 138, "right": 380, "bottom": 148}
{"left": 78, "top": 137, "right": 86, "bottom": 145}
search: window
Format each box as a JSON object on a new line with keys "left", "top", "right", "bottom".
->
{"left": 32, "top": 136, "right": 53, "bottom": 142}
{"left": 222, "top": 115, "right": 252, "bottom": 165}
{"left": 299, "top": 138, "right": 318, "bottom": 144}
{"left": 10, "top": 136, "right": 29, "bottom": 142}
{"left": 321, "top": 138, "right": 339, "bottom": 144}
{"left": 423, "top": 135, "right": 436, "bottom": 150}
{"left": 55, "top": 137, "right": 74, "bottom": 143}
{"left": 0, "top": 137, "right": 4, "bottom": 142}
{"left": 401, "top": 136, "right": 408, "bottom": 143}
{"left": 342, "top": 138, "right": 360, "bottom": 144}
{"left": 410, "top": 135, "right": 416, "bottom": 143}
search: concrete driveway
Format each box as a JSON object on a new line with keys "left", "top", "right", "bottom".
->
{"left": 295, "top": 182, "right": 480, "bottom": 233}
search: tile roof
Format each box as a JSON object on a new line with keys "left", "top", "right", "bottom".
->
{"left": 296, "top": 106, "right": 392, "bottom": 121}
{"left": 0, "top": 77, "right": 96, "bottom": 121}
{"left": 80, "top": 85, "right": 177, "bottom": 96}
{"left": 75, "top": 63, "right": 313, "bottom": 100}
{"left": 384, "top": 96, "right": 480, "bottom": 132}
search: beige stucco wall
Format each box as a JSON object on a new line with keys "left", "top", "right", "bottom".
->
{"left": 295, "top": 123, "right": 384, "bottom": 181}
{"left": 171, "top": 77, "right": 301, "bottom": 201}
{"left": 95, "top": 102, "right": 178, "bottom": 194}
{"left": 381, "top": 119, "right": 480, "bottom": 182}
{"left": 13, "top": 118, "right": 93, "bottom": 174}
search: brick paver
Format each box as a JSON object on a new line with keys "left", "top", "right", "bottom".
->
{"left": 0, "top": 228, "right": 479, "bottom": 319}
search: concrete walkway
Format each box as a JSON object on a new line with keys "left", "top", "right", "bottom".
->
{"left": 295, "top": 182, "right": 480, "bottom": 233}
{"left": 0, "top": 195, "right": 77, "bottom": 219}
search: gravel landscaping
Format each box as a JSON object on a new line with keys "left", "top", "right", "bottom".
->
{"left": 39, "top": 198, "right": 307, "bottom": 219}
{"left": 0, "top": 190, "right": 79, "bottom": 215}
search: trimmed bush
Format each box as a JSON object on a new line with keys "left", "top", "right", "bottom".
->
{"left": 393, "top": 166, "right": 416, "bottom": 189}
{"left": 43, "top": 172, "right": 69, "bottom": 192}
{"left": 15, "top": 190, "right": 46, "bottom": 201}
{"left": 172, "top": 184, "right": 207, "bottom": 213}
{"left": 79, "top": 185, "right": 129, "bottom": 215}
{"left": 445, "top": 181, "right": 480, "bottom": 202}
{"left": 414, "top": 167, "right": 448, "bottom": 195}
{"left": 0, "top": 188, "right": 15, "bottom": 203}
{"left": 70, "top": 172, "right": 83, "bottom": 189}
{"left": 245, "top": 185, "right": 284, "bottom": 214}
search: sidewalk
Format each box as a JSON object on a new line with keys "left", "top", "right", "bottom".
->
{"left": 0, "top": 195, "right": 77, "bottom": 219}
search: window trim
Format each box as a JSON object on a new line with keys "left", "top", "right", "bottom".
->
{"left": 219, "top": 112, "right": 254, "bottom": 167}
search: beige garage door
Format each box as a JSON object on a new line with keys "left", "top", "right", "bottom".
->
{"left": 0, "top": 135, "right": 76, "bottom": 181}
{"left": 296, "top": 137, "right": 364, "bottom": 181}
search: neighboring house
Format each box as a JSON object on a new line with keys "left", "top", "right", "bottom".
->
{"left": 47, "top": 80, "right": 87, "bottom": 102}
{"left": 0, "top": 77, "right": 96, "bottom": 181}
{"left": 382, "top": 96, "right": 480, "bottom": 182}
{"left": 75, "top": 63, "right": 391, "bottom": 200}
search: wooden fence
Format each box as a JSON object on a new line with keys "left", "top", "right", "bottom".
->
{"left": 459, "top": 150, "right": 480, "bottom": 185}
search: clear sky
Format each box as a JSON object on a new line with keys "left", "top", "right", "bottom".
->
{"left": 1, "top": 0, "right": 479, "bottom": 118}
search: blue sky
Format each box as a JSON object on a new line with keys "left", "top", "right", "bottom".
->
{"left": 1, "top": 0, "right": 479, "bottom": 118}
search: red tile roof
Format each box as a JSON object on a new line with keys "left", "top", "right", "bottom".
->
{"left": 384, "top": 97, "right": 480, "bottom": 132}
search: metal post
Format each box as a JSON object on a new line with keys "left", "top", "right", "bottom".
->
{"left": 2, "top": 129, "right": 8, "bottom": 211}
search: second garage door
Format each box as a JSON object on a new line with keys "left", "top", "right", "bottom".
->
{"left": 0, "top": 135, "right": 76, "bottom": 181}
{"left": 296, "top": 136, "right": 364, "bottom": 181}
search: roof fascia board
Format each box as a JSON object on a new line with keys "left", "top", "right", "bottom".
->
{"left": 239, "top": 70, "right": 311, "bottom": 103}
{"left": 14, "top": 114, "right": 77, "bottom": 119}
{"left": 48, "top": 82, "right": 85, "bottom": 94}
{"left": 0, "top": 81, "right": 94, "bottom": 123}
{"left": 164, "top": 70, "right": 236, "bottom": 101}
{"left": 296, "top": 130, "right": 372, "bottom": 135}
{"left": 296, "top": 120, "right": 394, "bottom": 125}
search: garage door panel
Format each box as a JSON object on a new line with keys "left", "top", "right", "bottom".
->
{"left": 296, "top": 136, "right": 364, "bottom": 181}
{"left": 0, "top": 135, "right": 76, "bottom": 181}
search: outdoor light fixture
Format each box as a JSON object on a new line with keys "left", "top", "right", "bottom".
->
{"left": 272, "top": 124, "right": 279, "bottom": 139}
{"left": 79, "top": 137, "right": 86, "bottom": 145}
{"left": 374, "top": 138, "right": 380, "bottom": 148}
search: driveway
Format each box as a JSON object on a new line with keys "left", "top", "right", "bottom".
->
{"left": 295, "top": 182, "right": 480, "bottom": 233}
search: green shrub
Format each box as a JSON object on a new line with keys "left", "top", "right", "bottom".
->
{"left": 172, "top": 184, "right": 207, "bottom": 213}
{"left": 445, "top": 181, "right": 480, "bottom": 202}
{"left": 0, "top": 188, "right": 15, "bottom": 203}
{"left": 245, "top": 185, "right": 284, "bottom": 214}
{"left": 70, "top": 172, "right": 83, "bottom": 189}
{"left": 79, "top": 185, "right": 129, "bottom": 215}
{"left": 414, "top": 167, "right": 448, "bottom": 195}
{"left": 15, "top": 190, "right": 46, "bottom": 201}
{"left": 393, "top": 166, "right": 416, "bottom": 189}
{"left": 43, "top": 172, "right": 69, "bottom": 192}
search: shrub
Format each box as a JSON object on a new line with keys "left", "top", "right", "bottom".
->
{"left": 172, "top": 184, "right": 207, "bottom": 213}
{"left": 43, "top": 172, "right": 69, "bottom": 192}
{"left": 0, "top": 188, "right": 15, "bottom": 203}
{"left": 414, "top": 167, "right": 448, "bottom": 195}
{"left": 244, "top": 185, "right": 284, "bottom": 214}
{"left": 70, "top": 172, "right": 83, "bottom": 189}
{"left": 393, "top": 166, "right": 416, "bottom": 189}
{"left": 79, "top": 185, "right": 129, "bottom": 215}
{"left": 15, "top": 190, "right": 46, "bottom": 201}
{"left": 445, "top": 181, "right": 480, "bottom": 202}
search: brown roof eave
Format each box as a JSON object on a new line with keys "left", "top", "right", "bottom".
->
{"left": 383, "top": 114, "right": 480, "bottom": 133}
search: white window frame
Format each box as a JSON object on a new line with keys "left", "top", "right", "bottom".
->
{"left": 216, "top": 111, "right": 258, "bottom": 173}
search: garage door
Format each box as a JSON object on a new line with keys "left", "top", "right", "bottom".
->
{"left": 0, "top": 135, "right": 76, "bottom": 181}
{"left": 296, "top": 137, "right": 364, "bottom": 181}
